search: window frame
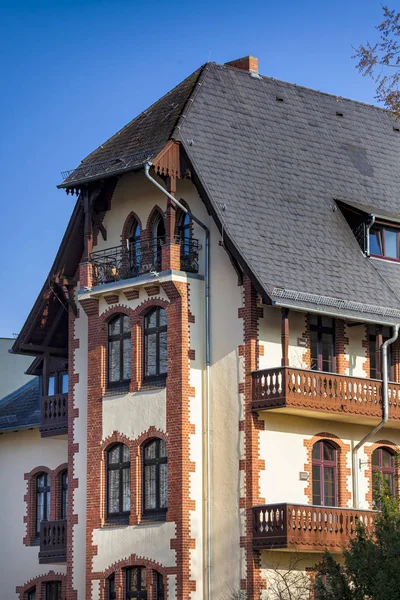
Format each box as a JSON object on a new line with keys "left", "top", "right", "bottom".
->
{"left": 27, "top": 587, "right": 36, "bottom": 600}
{"left": 372, "top": 446, "right": 396, "bottom": 504}
{"left": 107, "top": 314, "right": 132, "bottom": 390}
{"left": 44, "top": 581, "right": 62, "bottom": 600}
{"left": 142, "top": 438, "right": 168, "bottom": 520}
{"left": 107, "top": 573, "right": 117, "bottom": 600}
{"left": 143, "top": 307, "right": 168, "bottom": 382}
{"left": 368, "top": 326, "right": 394, "bottom": 381}
{"left": 125, "top": 567, "right": 147, "bottom": 599}
{"left": 46, "top": 371, "right": 68, "bottom": 396}
{"left": 36, "top": 472, "right": 50, "bottom": 537}
{"left": 129, "top": 221, "right": 141, "bottom": 275}
{"left": 152, "top": 213, "right": 165, "bottom": 270}
{"left": 60, "top": 470, "right": 68, "bottom": 520}
{"left": 155, "top": 572, "right": 165, "bottom": 600}
{"left": 106, "top": 443, "right": 131, "bottom": 523}
{"left": 311, "top": 440, "right": 338, "bottom": 507}
{"left": 309, "top": 315, "right": 336, "bottom": 373}
{"left": 369, "top": 222, "right": 400, "bottom": 261}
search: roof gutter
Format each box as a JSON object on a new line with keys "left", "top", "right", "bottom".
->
{"left": 352, "top": 324, "right": 399, "bottom": 508}
{"left": 143, "top": 162, "right": 212, "bottom": 600}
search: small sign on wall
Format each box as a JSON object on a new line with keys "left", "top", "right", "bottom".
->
{"left": 297, "top": 337, "right": 307, "bottom": 347}
{"left": 299, "top": 471, "right": 309, "bottom": 481}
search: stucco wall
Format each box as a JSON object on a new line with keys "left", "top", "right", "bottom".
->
{"left": 0, "top": 428, "right": 67, "bottom": 598}
{"left": 258, "top": 308, "right": 307, "bottom": 370}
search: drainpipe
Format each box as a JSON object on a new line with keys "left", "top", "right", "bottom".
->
{"left": 143, "top": 162, "right": 212, "bottom": 599}
{"left": 365, "top": 214, "right": 375, "bottom": 257}
{"left": 352, "top": 324, "right": 399, "bottom": 508}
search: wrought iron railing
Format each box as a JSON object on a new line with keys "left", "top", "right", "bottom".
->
{"left": 253, "top": 503, "right": 376, "bottom": 551}
{"left": 39, "top": 519, "right": 67, "bottom": 563}
{"left": 89, "top": 236, "right": 201, "bottom": 286}
{"left": 40, "top": 394, "right": 68, "bottom": 437}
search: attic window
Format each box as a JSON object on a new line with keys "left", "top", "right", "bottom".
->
{"left": 370, "top": 223, "right": 400, "bottom": 260}
{"left": 336, "top": 111, "right": 344, "bottom": 118}
{"left": 393, "top": 126, "right": 400, "bottom": 132}
{"left": 276, "top": 96, "right": 284, "bottom": 103}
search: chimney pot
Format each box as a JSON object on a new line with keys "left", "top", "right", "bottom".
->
{"left": 225, "top": 56, "right": 258, "bottom": 74}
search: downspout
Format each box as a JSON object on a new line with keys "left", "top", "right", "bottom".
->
{"left": 365, "top": 214, "right": 375, "bottom": 257}
{"left": 352, "top": 324, "right": 399, "bottom": 508}
{"left": 143, "top": 162, "right": 212, "bottom": 599}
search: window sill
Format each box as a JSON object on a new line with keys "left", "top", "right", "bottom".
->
{"left": 103, "top": 516, "right": 130, "bottom": 527}
{"left": 141, "top": 377, "right": 167, "bottom": 391}
{"left": 140, "top": 510, "right": 167, "bottom": 524}
{"left": 104, "top": 384, "right": 130, "bottom": 397}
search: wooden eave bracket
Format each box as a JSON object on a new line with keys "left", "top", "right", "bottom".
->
{"left": 152, "top": 141, "right": 181, "bottom": 180}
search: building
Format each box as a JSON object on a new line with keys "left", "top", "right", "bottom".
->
{"left": 8, "top": 55, "right": 400, "bottom": 599}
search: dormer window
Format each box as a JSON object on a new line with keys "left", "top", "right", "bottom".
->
{"left": 370, "top": 224, "right": 400, "bottom": 260}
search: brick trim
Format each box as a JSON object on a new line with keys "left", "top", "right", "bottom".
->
{"left": 303, "top": 433, "right": 351, "bottom": 507}
{"left": 335, "top": 321, "right": 349, "bottom": 375}
{"left": 364, "top": 440, "right": 400, "bottom": 507}
{"left": 16, "top": 571, "right": 67, "bottom": 600}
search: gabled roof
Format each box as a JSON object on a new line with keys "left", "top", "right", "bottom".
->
{"left": 60, "top": 66, "right": 204, "bottom": 187}
{"left": 0, "top": 378, "right": 40, "bottom": 432}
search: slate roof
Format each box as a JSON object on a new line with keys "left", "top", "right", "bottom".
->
{"left": 55, "top": 61, "right": 400, "bottom": 324}
{"left": 0, "top": 378, "right": 40, "bottom": 432}
{"left": 60, "top": 67, "right": 203, "bottom": 186}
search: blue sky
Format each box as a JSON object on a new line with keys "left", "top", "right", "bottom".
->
{"left": 0, "top": 0, "right": 385, "bottom": 337}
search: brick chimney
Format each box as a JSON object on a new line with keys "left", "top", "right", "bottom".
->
{"left": 225, "top": 55, "right": 258, "bottom": 74}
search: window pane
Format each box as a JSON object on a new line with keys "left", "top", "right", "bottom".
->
{"left": 372, "top": 449, "right": 380, "bottom": 466}
{"left": 321, "top": 316, "right": 333, "bottom": 328}
{"left": 108, "top": 574, "right": 116, "bottom": 600}
{"left": 309, "top": 315, "right": 318, "bottom": 327}
{"left": 385, "top": 229, "right": 398, "bottom": 258}
{"left": 146, "top": 310, "right": 157, "bottom": 329}
{"left": 108, "top": 470, "right": 120, "bottom": 513}
{"left": 324, "top": 466, "right": 336, "bottom": 506}
{"left": 145, "top": 464, "right": 157, "bottom": 510}
{"left": 312, "top": 442, "right": 321, "bottom": 460}
{"left": 45, "top": 491, "right": 50, "bottom": 520}
{"left": 109, "top": 340, "right": 120, "bottom": 382}
{"left": 145, "top": 441, "right": 156, "bottom": 459}
{"left": 123, "top": 337, "right": 131, "bottom": 380}
{"left": 159, "top": 331, "right": 168, "bottom": 374}
{"left": 323, "top": 442, "right": 335, "bottom": 462}
{"left": 369, "top": 336, "right": 377, "bottom": 378}
{"left": 145, "top": 333, "right": 157, "bottom": 376}
{"left": 36, "top": 492, "right": 44, "bottom": 533}
{"left": 109, "top": 446, "right": 121, "bottom": 464}
{"left": 109, "top": 317, "right": 120, "bottom": 335}
{"left": 310, "top": 330, "right": 318, "bottom": 371}
{"left": 122, "top": 467, "right": 131, "bottom": 512}
{"left": 159, "top": 308, "right": 168, "bottom": 327}
{"left": 382, "top": 449, "right": 393, "bottom": 468}
{"left": 48, "top": 376, "right": 56, "bottom": 396}
{"left": 159, "top": 440, "right": 167, "bottom": 458}
{"left": 370, "top": 228, "right": 383, "bottom": 255}
{"left": 60, "top": 373, "right": 68, "bottom": 394}
{"left": 122, "top": 445, "right": 130, "bottom": 462}
{"left": 45, "top": 582, "right": 61, "bottom": 600}
{"left": 156, "top": 572, "right": 164, "bottom": 600}
{"left": 383, "top": 472, "right": 395, "bottom": 494}
{"left": 160, "top": 463, "right": 168, "bottom": 508}
{"left": 312, "top": 465, "right": 321, "bottom": 505}
{"left": 321, "top": 332, "right": 334, "bottom": 372}
{"left": 28, "top": 589, "right": 36, "bottom": 600}
{"left": 127, "top": 567, "right": 141, "bottom": 591}
{"left": 122, "top": 315, "right": 130, "bottom": 333}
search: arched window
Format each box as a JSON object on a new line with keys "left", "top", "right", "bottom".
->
{"left": 108, "top": 314, "right": 131, "bottom": 389}
{"left": 143, "top": 438, "right": 168, "bottom": 518}
{"left": 152, "top": 213, "right": 165, "bottom": 270}
{"left": 60, "top": 470, "right": 68, "bottom": 520}
{"left": 129, "top": 220, "right": 141, "bottom": 275}
{"left": 107, "top": 443, "right": 130, "bottom": 521}
{"left": 155, "top": 572, "right": 165, "bottom": 600}
{"left": 312, "top": 440, "right": 338, "bottom": 507}
{"left": 125, "top": 567, "right": 147, "bottom": 599}
{"left": 36, "top": 472, "right": 50, "bottom": 536}
{"left": 27, "top": 588, "right": 36, "bottom": 600}
{"left": 372, "top": 447, "right": 396, "bottom": 504}
{"left": 45, "top": 582, "right": 61, "bottom": 600}
{"left": 108, "top": 573, "right": 116, "bottom": 600}
{"left": 143, "top": 307, "right": 167, "bottom": 380}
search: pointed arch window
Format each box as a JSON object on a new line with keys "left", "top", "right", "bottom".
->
{"left": 107, "top": 443, "right": 131, "bottom": 522}
{"left": 36, "top": 472, "right": 50, "bottom": 536}
{"left": 312, "top": 440, "right": 338, "bottom": 507}
{"left": 108, "top": 314, "right": 131, "bottom": 389}
{"left": 60, "top": 470, "right": 68, "bottom": 520}
{"left": 152, "top": 213, "right": 165, "bottom": 270}
{"left": 372, "top": 447, "right": 396, "bottom": 504}
{"left": 129, "top": 220, "right": 141, "bottom": 275}
{"left": 143, "top": 438, "right": 168, "bottom": 519}
{"left": 143, "top": 307, "right": 167, "bottom": 381}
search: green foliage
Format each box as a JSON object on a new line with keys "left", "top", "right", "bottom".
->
{"left": 315, "top": 474, "right": 400, "bottom": 600}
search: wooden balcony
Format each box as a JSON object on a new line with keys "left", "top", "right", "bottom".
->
{"left": 40, "top": 394, "right": 68, "bottom": 437}
{"left": 252, "top": 367, "right": 400, "bottom": 425}
{"left": 39, "top": 520, "right": 66, "bottom": 563}
{"left": 253, "top": 503, "right": 376, "bottom": 552}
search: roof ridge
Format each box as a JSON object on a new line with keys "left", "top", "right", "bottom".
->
{"left": 80, "top": 65, "right": 205, "bottom": 167}
{"left": 171, "top": 62, "right": 212, "bottom": 140}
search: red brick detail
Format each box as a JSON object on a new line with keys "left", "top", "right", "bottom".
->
{"left": 188, "top": 311, "right": 195, "bottom": 324}
{"left": 238, "top": 344, "right": 244, "bottom": 356}
{"left": 188, "top": 349, "right": 195, "bottom": 361}
{"left": 393, "top": 338, "right": 400, "bottom": 383}
{"left": 239, "top": 420, "right": 245, "bottom": 431}
{"left": 79, "top": 261, "right": 93, "bottom": 289}
{"left": 104, "top": 294, "right": 120, "bottom": 305}
{"left": 121, "top": 212, "right": 142, "bottom": 244}
{"left": 162, "top": 242, "right": 181, "bottom": 271}
{"left": 303, "top": 433, "right": 351, "bottom": 507}
{"left": 225, "top": 56, "right": 259, "bottom": 73}
{"left": 94, "top": 554, "right": 174, "bottom": 600}
{"left": 67, "top": 303, "right": 79, "bottom": 600}
{"left": 124, "top": 290, "right": 139, "bottom": 301}
{"left": 16, "top": 571, "right": 67, "bottom": 600}
{"left": 241, "top": 275, "right": 266, "bottom": 599}
{"left": 364, "top": 440, "right": 400, "bottom": 508}
{"left": 80, "top": 298, "right": 99, "bottom": 317}
{"left": 302, "top": 314, "right": 311, "bottom": 369}
{"left": 144, "top": 285, "right": 161, "bottom": 297}
{"left": 335, "top": 321, "right": 349, "bottom": 375}
{"left": 258, "top": 345, "right": 264, "bottom": 357}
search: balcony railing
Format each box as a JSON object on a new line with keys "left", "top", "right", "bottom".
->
{"left": 39, "top": 519, "right": 67, "bottom": 563}
{"left": 252, "top": 366, "right": 400, "bottom": 422}
{"left": 40, "top": 394, "right": 68, "bottom": 437}
{"left": 253, "top": 503, "right": 376, "bottom": 551}
{"left": 89, "top": 236, "right": 201, "bottom": 287}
